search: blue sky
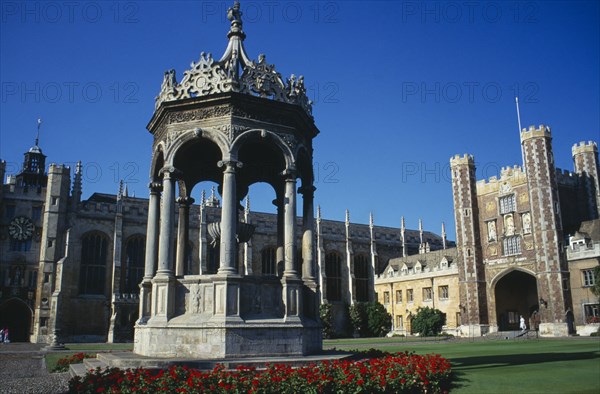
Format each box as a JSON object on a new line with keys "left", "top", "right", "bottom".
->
{"left": 1, "top": 1, "right": 599, "bottom": 240}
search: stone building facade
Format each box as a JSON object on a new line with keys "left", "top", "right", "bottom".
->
{"left": 375, "top": 247, "right": 460, "bottom": 336}
{"left": 0, "top": 144, "right": 447, "bottom": 343}
{"left": 450, "top": 126, "right": 600, "bottom": 336}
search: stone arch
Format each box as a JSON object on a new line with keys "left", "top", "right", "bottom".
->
{"left": 0, "top": 297, "right": 33, "bottom": 342}
{"left": 166, "top": 128, "right": 230, "bottom": 167}
{"left": 235, "top": 132, "right": 290, "bottom": 204}
{"left": 149, "top": 144, "right": 165, "bottom": 181}
{"left": 231, "top": 129, "right": 295, "bottom": 170}
{"left": 171, "top": 136, "right": 224, "bottom": 196}
{"left": 489, "top": 266, "right": 537, "bottom": 289}
{"left": 492, "top": 268, "right": 539, "bottom": 331}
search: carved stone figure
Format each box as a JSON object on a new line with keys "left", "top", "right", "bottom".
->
{"left": 504, "top": 215, "right": 515, "bottom": 236}
{"left": 522, "top": 212, "right": 531, "bottom": 234}
{"left": 487, "top": 221, "right": 497, "bottom": 242}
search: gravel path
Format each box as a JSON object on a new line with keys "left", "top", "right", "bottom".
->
{"left": 0, "top": 343, "right": 70, "bottom": 394}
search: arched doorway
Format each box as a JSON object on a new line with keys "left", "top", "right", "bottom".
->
{"left": 494, "top": 270, "right": 538, "bottom": 331}
{"left": 0, "top": 298, "right": 33, "bottom": 342}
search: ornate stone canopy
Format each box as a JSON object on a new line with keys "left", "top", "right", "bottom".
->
{"left": 155, "top": 1, "right": 312, "bottom": 116}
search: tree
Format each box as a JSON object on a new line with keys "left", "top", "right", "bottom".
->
{"left": 411, "top": 307, "right": 446, "bottom": 336}
{"left": 591, "top": 266, "right": 600, "bottom": 301}
{"left": 366, "top": 302, "right": 392, "bottom": 337}
{"left": 319, "top": 303, "right": 334, "bottom": 339}
{"left": 349, "top": 302, "right": 369, "bottom": 337}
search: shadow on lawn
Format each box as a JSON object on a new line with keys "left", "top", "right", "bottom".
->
{"left": 449, "top": 350, "right": 600, "bottom": 390}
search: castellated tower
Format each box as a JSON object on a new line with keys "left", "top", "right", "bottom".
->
{"left": 521, "top": 125, "right": 570, "bottom": 336}
{"left": 572, "top": 141, "right": 600, "bottom": 220}
{"left": 450, "top": 154, "right": 488, "bottom": 335}
{"left": 31, "top": 164, "right": 71, "bottom": 343}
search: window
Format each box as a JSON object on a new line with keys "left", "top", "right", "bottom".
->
{"left": 407, "top": 289, "right": 414, "bottom": 302}
{"left": 354, "top": 255, "right": 370, "bottom": 302}
{"left": 32, "top": 206, "right": 42, "bottom": 221}
{"left": 10, "top": 239, "right": 31, "bottom": 252}
{"left": 325, "top": 252, "right": 342, "bottom": 301}
{"left": 395, "top": 290, "right": 402, "bottom": 304}
{"left": 4, "top": 205, "right": 15, "bottom": 219}
{"left": 123, "top": 235, "right": 145, "bottom": 294}
{"left": 583, "top": 269, "right": 596, "bottom": 287}
{"left": 456, "top": 312, "right": 462, "bottom": 326}
{"left": 396, "top": 315, "right": 403, "bottom": 330}
{"left": 384, "top": 291, "right": 390, "bottom": 304}
{"left": 584, "top": 304, "right": 599, "bottom": 323}
{"left": 28, "top": 270, "right": 38, "bottom": 289}
{"left": 438, "top": 285, "right": 449, "bottom": 300}
{"left": 79, "top": 232, "right": 108, "bottom": 295}
{"left": 423, "top": 287, "right": 433, "bottom": 301}
{"left": 503, "top": 236, "right": 521, "bottom": 256}
{"left": 261, "top": 247, "right": 277, "bottom": 276}
{"left": 499, "top": 194, "right": 516, "bottom": 214}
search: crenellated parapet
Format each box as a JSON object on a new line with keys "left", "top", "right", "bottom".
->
{"left": 572, "top": 141, "right": 598, "bottom": 156}
{"left": 520, "top": 124, "right": 551, "bottom": 142}
{"left": 555, "top": 168, "right": 579, "bottom": 187}
{"left": 450, "top": 154, "right": 474, "bottom": 167}
{"left": 476, "top": 165, "right": 527, "bottom": 194}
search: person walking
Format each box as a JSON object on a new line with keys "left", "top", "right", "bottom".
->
{"left": 519, "top": 315, "right": 527, "bottom": 332}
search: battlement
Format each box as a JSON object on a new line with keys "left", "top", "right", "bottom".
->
{"left": 48, "top": 163, "right": 71, "bottom": 175}
{"left": 572, "top": 141, "right": 598, "bottom": 156}
{"left": 476, "top": 164, "right": 527, "bottom": 194}
{"left": 555, "top": 168, "right": 579, "bottom": 186}
{"left": 520, "top": 124, "right": 551, "bottom": 142}
{"left": 450, "top": 154, "right": 474, "bottom": 167}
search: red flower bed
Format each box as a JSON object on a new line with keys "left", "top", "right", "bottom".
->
{"left": 69, "top": 351, "right": 451, "bottom": 393}
{"left": 54, "top": 352, "right": 96, "bottom": 373}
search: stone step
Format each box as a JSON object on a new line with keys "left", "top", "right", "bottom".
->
{"left": 83, "top": 357, "right": 109, "bottom": 370}
{"left": 68, "top": 363, "right": 90, "bottom": 378}
{"left": 69, "top": 357, "right": 110, "bottom": 378}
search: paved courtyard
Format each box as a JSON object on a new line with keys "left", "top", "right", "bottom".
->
{"left": 0, "top": 343, "right": 69, "bottom": 394}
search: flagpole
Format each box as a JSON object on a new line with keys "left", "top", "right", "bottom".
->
{"left": 35, "top": 118, "right": 42, "bottom": 146}
{"left": 516, "top": 97, "right": 526, "bottom": 174}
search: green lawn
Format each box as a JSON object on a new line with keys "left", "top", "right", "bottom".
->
{"left": 325, "top": 337, "right": 600, "bottom": 393}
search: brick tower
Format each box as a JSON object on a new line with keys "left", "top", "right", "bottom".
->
{"left": 450, "top": 154, "right": 488, "bottom": 336}
{"left": 521, "top": 125, "right": 570, "bottom": 336}
{"left": 31, "top": 164, "right": 71, "bottom": 343}
{"left": 572, "top": 141, "right": 600, "bottom": 221}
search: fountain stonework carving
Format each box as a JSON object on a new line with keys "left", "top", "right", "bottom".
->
{"left": 134, "top": 1, "right": 321, "bottom": 358}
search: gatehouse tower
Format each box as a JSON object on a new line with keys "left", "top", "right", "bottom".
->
{"left": 134, "top": 1, "right": 321, "bottom": 358}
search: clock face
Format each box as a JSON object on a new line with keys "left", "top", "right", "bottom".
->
{"left": 8, "top": 216, "right": 34, "bottom": 241}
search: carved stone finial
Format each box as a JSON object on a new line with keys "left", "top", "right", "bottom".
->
{"left": 201, "top": 189, "right": 207, "bottom": 205}
{"left": 317, "top": 205, "right": 322, "bottom": 221}
{"left": 345, "top": 209, "right": 350, "bottom": 224}
{"left": 369, "top": 212, "right": 374, "bottom": 228}
{"left": 153, "top": 0, "right": 313, "bottom": 116}
{"left": 227, "top": 1, "right": 242, "bottom": 23}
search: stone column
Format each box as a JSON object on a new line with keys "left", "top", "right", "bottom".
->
{"left": 176, "top": 197, "right": 194, "bottom": 276}
{"left": 273, "top": 196, "right": 284, "bottom": 275}
{"left": 150, "top": 168, "right": 179, "bottom": 323}
{"left": 157, "top": 169, "right": 176, "bottom": 276}
{"left": 283, "top": 170, "right": 298, "bottom": 278}
{"left": 282, "top": 169, "right": 301, "bottom": 321}
{"left": 300, "top": 185, "right": 316, "bottom": 281}
{"left": 218, "top": 160, "right": 241, "bottom": 275}
{"left": 144, "top": 183, "right": 161, "bottom": 279}
{"left": 138, "top": 182, "right": 161, "bottom": 324}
